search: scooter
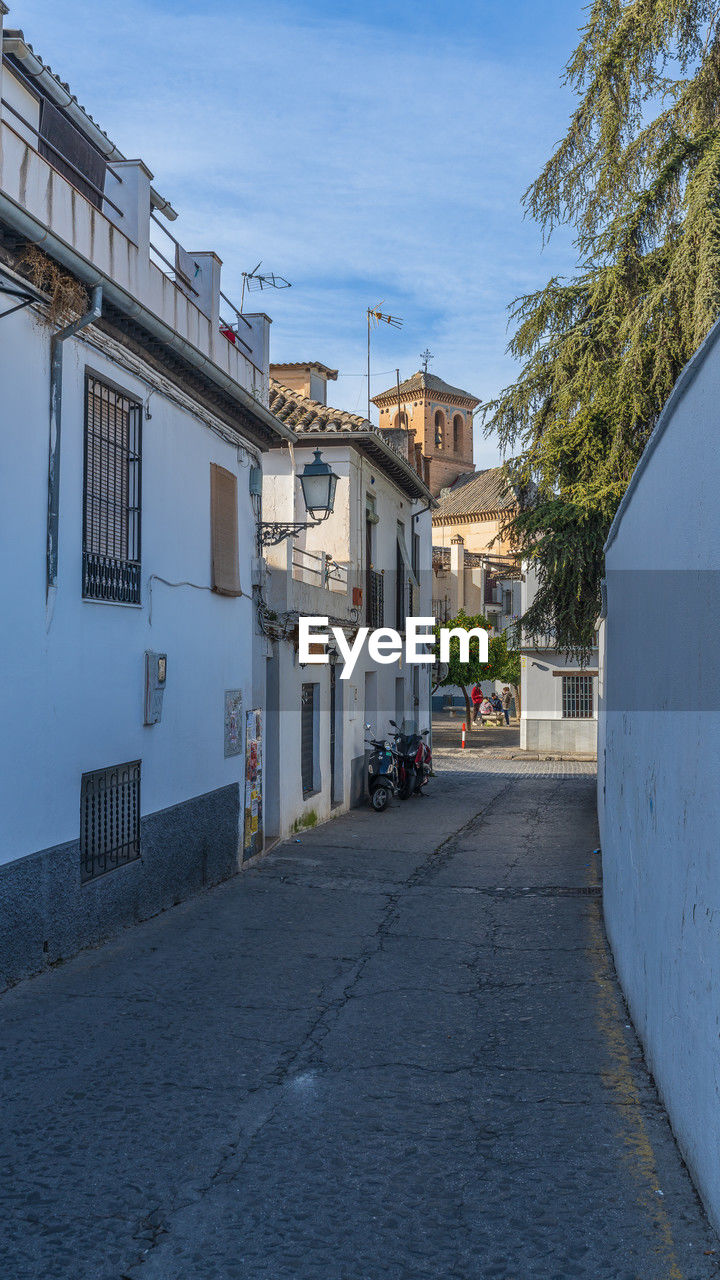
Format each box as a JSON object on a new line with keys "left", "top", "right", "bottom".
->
{"left": 365, "top": 726, "right": 398, "bottom": 812}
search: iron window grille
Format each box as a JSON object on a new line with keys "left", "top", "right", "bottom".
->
{"left": 562, "top": 674, "right": 594, "bottom": 719}
{"left": 368, "top": 568, "right": 384, "bottom": 628}
{"left": 83, "top": 373, "right": 142, "bottom": 604}
{"left": 80, "top": 760, "right": 141, "bottom": 883}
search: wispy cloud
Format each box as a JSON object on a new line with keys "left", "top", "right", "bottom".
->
{"left": 14, "top": 0, "right": 581, "bottom": 467}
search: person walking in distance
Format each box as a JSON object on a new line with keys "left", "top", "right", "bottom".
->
{"left": 471, "top": 683, "right": 483, "bottom": 724}
{"left": 501, "top": 686, "right": 512, "bottom": 726}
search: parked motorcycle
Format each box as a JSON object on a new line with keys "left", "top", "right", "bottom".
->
{"left": 388, "top": 722, "right": 432, "bottom": 798}
{"left": 365, "top": 725, "right": 398, "bottom": 812}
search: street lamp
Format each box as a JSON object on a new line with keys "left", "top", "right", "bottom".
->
{"left": 259, "top": 448, "right": 339, "bottom": 547}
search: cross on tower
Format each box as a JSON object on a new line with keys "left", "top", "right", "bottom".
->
{"left": 420, "top": 348, "right": 434, "bottom": 374}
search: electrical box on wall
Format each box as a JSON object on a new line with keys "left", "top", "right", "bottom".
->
{"left": 144, "top": 651, "right": 167, "bottom": 725}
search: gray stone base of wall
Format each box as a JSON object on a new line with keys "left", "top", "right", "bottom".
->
{"left": 0, "top": 783, "right": 240, "bottom": 993}
{"left": 521, "top": 718, "right": 598, "bottom": 756}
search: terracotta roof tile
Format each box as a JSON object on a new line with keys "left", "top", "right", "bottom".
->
{"left": 373, "top": 370, "right": 479, "bottom": 406}
{"left": 269, "top": 380, "right": 372, "bottom": 434}
{"left": 433, "top": 466, "right": 517, "bottom": 518}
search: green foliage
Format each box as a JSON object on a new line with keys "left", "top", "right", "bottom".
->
{"left": 291, "top": 809, "right": 318, "bottom": 832}
{"left": 433, "top": 612, "right": 521, "bottom": 724}
{"left": 484, "top": 1, "right": 720, "bottom": 653}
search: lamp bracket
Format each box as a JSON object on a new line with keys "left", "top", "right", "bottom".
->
{"left": 258, "top": 517, "right": 326, "bottom": 547}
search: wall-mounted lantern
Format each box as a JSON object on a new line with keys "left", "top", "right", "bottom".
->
{"left": 259, "top": 448, "right": 339, "bottom": 546}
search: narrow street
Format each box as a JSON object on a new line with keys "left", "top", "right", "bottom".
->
{"left": 1, "top": 754, "right": 716, "bottom": 1280}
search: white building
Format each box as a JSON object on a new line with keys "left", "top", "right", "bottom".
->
{"left": 0, "top": 15, "right": 295, "bottom": 989}
{"left": 599, "top": 317, "right": 720, "bottom": 1234}
{"left": 260, "top": 366, "right": 435, "bottom": 838}
{"left": 520, "top": 564, "right": 598, "bottom": 755}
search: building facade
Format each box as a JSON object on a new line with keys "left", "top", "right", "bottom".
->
{"left": 0, "top": 18, "right": 294, "bottom": 989}
{"left": 262, "top": 368, "right": 434, "bottom": 838}
{"left": 519, "top": 566, "right": 598, "bottom": 755}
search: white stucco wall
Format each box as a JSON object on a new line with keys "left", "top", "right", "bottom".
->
{"left": 0, "top": 301, "right": 258, "bottom": 866}
{"left": 600, "top": 321, "right": 720, "bottom": 1233}
{"left": 261, "top": 441, "right": 432, "bottom": 838}
{"left": 520, "top": 564, "right": 598, "bottom": 755}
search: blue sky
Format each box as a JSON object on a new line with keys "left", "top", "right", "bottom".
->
{"left": 12, "top": 0, "right": 586, "bottom": 466}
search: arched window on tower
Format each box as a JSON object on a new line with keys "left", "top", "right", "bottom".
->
{"left": 393, "top": 411, "right": 409, "bottom": 430}
{"left": 434, "top": 409, "right": 445, "bottom": 449}
{"left": 453, "top": 413, "right": 463, "bottom": 452}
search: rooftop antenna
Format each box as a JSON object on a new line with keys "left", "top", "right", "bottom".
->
{"left": 240, "top": 261, "right": 292, "bottom": 313}
{"left": 421, "top": 348, "right": 434, "bottom": 375}
{"left": 367, "top": 303, "right": 403, "bottom": 423}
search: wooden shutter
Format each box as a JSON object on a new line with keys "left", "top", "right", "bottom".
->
{"left": 210, "top": 464, "right": 242, "bottom": 596}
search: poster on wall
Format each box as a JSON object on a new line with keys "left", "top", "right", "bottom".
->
{"left": 224, "top": 690, "right": 244, "bottom": 758}
{"left": 243, "top": 709, "right": 263, "bottom": 862}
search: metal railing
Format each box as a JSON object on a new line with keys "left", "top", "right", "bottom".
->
{"left": 0, "top": 92, "right": 266, "bottom": 379}
{"left": 149, "top": 212, "right": 199, "bottom": 297}
{"left": 292, "top": 546, "right": 348, "bottom": 593}
{"left": 0, "top": 96, "right": 124, "bottom": 217}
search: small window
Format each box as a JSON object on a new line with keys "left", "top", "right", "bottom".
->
{"left": 393, "top": 411, "right": 409, "bottom": 429}
{"left": 562, "top": 675, "right": 594, "bottom": 719}
{"left": 83, "top": 374, "right": 142, "bottom": 603}
{"left": 210, "top": 464, "right": 243, "bottom": 596}
{"left": 80, "top": 760, "right": 141, "bottom": 883}
{"left": 453, "top": 414, "right": 463, "bottom": 451}
{"left": 434, "top": 409, "right": 445, "bottom": 449}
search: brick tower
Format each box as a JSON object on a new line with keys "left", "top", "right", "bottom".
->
{"left": 372, "top": 369, "right": 479, "bottom": 497}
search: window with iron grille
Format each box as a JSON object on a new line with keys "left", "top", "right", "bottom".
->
{"left": 368, "top": 568, "right": 384, "bottom": 627}
{"left": 83, "top": 373, "right": 142, "bottom": 603}
{"left": 80, "top": 760, "right": 141, "bottom": 883}
{"left": 562, "top": 674, "right": 594, "bottom": 719}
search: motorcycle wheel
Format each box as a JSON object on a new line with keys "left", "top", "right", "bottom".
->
{"left": 371, "top": 785, "right": 390, "bottom": 812}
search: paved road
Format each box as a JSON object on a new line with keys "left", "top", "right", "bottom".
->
{"left": 1, "top": 756, "right": 717, "bottom": 1279}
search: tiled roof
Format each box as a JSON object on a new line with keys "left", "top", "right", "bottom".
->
{"left": 432, "top": 466, "right": 517, "bottom": 518}
{"left": 268, "top": 380, "right": 433, "bottom": 501}
{"left": 373, "top": 370, "right": 479, "bottom": 406}
{"left": 269, "top": 381, "right": 371, "bottom": 433}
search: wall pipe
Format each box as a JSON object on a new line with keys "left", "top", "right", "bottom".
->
{"left": 47, "top": 284, "right": 102, "bottom": 619}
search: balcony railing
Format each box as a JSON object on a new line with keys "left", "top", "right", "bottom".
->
{"left": 292, "top": 546, "right": 348, "bottom": 594}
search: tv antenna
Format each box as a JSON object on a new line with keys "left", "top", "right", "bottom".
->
{"left": 240, "top": 261, "right": 292, "bottom": 313}
{"left": 367, "top": 303, "right": 403, "bottom": 423}
{"left": 421, "top": 348, "right": 434, "bottom": 374}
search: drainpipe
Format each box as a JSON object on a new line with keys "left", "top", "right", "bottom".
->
{"left": 47, "top": 285, "right": 103, "bottom": 624}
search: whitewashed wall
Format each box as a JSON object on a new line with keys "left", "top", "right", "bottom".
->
{"left": 0, "top": 302, "right": 256, "bottom": 867}
{"left": 600, "top": 320, "right": 720, "bottom": 1233}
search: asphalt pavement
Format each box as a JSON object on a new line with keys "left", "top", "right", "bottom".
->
{"left": 0, "top": 752, "right": 717, "bottom": 1279}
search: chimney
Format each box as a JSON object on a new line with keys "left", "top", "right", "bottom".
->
{"left": 269, "top": 362, "right": 338, "bottom": 405}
